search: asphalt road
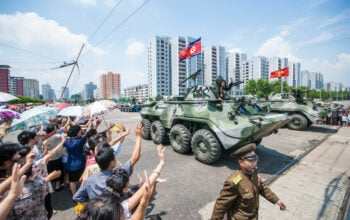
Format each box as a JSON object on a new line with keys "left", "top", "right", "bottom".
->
{"left": 51, "top": 109, "right": 339, "bottom": 220}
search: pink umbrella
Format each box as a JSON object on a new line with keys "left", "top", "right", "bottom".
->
{"left": 54, "top": 102, "right": 70, "bottom": 110}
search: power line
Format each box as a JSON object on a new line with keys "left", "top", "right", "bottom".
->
{"left": 82, "top": 0, "right": 150, "bottom": 58}
{"left": 88, "top": 0, "right": 123, "bottom": 42}
{"left": 0, "top": 42, "right": 58, "bottom": 60}
{"left": 95, "top": 0, "right": 150, "bottom": 46}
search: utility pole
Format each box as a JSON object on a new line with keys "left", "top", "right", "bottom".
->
{"left": 58, "top": 43, "right": 85, "bottom": 102}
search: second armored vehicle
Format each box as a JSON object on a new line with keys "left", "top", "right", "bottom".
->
{"left": 258, "top": 92, "right": 329, "bottom": 130}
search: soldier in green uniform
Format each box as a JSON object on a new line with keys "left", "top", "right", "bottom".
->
{"left": 211, "top": 143, "right": 286, "bottom": 219}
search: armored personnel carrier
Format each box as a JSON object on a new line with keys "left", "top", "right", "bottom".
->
{"left": 258, "top": 92, "right": 329, "bottom": 130}
{"left": 120, "top": 103, "right": 141, "bottom": 112}
{"left": 140, "top": 71, "right": 291, "bottom": 164}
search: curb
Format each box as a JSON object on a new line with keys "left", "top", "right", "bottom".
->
{"left": 264, "top": 125, "right": 340, "bottom": 185}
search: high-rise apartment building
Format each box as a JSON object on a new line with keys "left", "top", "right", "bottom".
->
{"left": 242, "top": 56, "right": 269, "bottom": 88}
{"left": 23, "top": 79, "right": 40, "bottom": 98}
{"left": 309, "top": 72, "right": 324, "bottom": 90}
{"left": 170, "top": 36, "right": 203, "bottom": 96}
{"left": 100, "top": 72, "right": 121, "bottom": 99}
{"left": 148, "top": 36, "right": 171, "bottom": 98}
{"left": 203, "top": 46, "right": 226, "bottom": 86}
{"left": 0, "top": 65, "right": 11, "bottom": 93}
{"left": 9, "top": 77, "right": 24, "bottom": 96}
{"left": 227, "top": 52, "right": 247, "bottom": 92}
{"left": 82, "top": 82, "right": 97, "bottom": 100}
{"left": 42, "top": 83, "right": 56, "bottom": 101}
{"left": 287, "top": 62, "right": 301, "bottom": 87}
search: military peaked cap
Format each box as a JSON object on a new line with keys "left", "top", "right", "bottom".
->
{"left": 231, "top": 143, "right": 258, "bottom": 160}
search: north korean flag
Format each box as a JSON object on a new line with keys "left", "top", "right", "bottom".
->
{"left": 179, "top": 38, "right": 202, "bottom": 60}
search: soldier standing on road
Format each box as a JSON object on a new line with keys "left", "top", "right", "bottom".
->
{"left": 211, "top": 143, "right": 286, "bottom": 220}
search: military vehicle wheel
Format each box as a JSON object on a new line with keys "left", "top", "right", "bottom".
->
{"left": 151, "top": 120, "right": 167, "bottom": 144}
{"left": 254, "top": 138, "right": 262, "bottom": 146}
{"left": 191, "top": 129, "right": 222, "bottom": 164}
{"left": 169, "top": 124, "right": 192, "bottom": 154}
{"left": 141, "top": 118, "right": 151, "bottom": 140}
{"left": 288, "top": 114, "right": 308, "bottom": 130}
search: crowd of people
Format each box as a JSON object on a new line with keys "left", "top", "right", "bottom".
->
{"left": 0, "top": 100, "right": 349, "bottom": 220}
{"left": 318, "top": 103, "right": 350, "bottom": 126}
{"left": 0, "top": 111, "right": 166, "bottom": 220}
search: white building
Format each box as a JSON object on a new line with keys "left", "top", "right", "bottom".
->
{"left": 23, "top": 79, "right": 39, "bottom": 98}
{"left": 287, "top": 62, "right": 301, "bottom": 87}
{"left": 148, "top": 36, "right": 171, "bottom": 98}
{"left": 227, "top": 52, "right": 247, "bottom": 92}
{"left": 203, "top": 45, "right": 226, "bottom": 86}
{"left": 242, "top": 56, "right": 269, "bottom": 88}
{"left": 124, "top": 84, "right": 149, "bottom": 101}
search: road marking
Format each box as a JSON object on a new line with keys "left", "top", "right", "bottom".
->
{"left": 198, "top": 201, "right": 215, "bottom": 220}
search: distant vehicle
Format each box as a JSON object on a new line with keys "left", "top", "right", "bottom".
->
{"left": 257, "top": 92, "right": 330, "bottom": 130}
{"left": 120, "top": 103, "right": 141, "bottom": 112}
{"left": 139, "top": 70, "right": 291, "bottom": 164}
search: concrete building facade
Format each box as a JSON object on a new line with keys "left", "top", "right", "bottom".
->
{"left": 23, "top": 79, "right": 40, "bottom": 98}
{"left": 100, "top": 72, "right": 121, "bottom": 99}
{"left": 0, "top": 65, "right": 11, "bottom": 93}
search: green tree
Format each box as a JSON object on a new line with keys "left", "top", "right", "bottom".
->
{"left": 244, "top": 79, "right": 258, "bottom": 95}
{"left": 155, "top": 95, "right": 163, "bottom": 101}
{"left": 256, "top": 79, "right": 272, "bottom": 98}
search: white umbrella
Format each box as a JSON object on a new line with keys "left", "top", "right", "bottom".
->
{"left": 58, "top": 105, "right": 85, "bottom": 117}
{"left": 81, "top": 100, "right": 118, "bottom": 119}
{"left": 81, "top": 100, "right": 118, "bottom": 126}
{"left": 0, "top": 91, "right": 19, "bottom": 102}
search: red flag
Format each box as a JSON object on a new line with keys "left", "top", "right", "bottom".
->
{"left": 179, "top": 38, "right": 201, "bottom": 60}
{"left": 270, "top": 67, "right": 289, "bottom": 78}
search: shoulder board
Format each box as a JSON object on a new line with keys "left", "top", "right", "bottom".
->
{"left": 232, "top": 174, "right": 242, "bottom": 185}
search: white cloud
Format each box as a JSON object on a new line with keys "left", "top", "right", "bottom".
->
{"left": 304, "top": 53, "right": 350, "bottom": 86}
{"left": 0, "top": 12, "right": 106, "bottom": 93}
{"left": 298, "top": 32, "right": 333, "bottom": 48}
{"left": 254, "top": 36, "right": 299, "bottom": 62}
{"left": 0, "top": 12, "right": 88, "bottom": 59}
{"left": 74, "top": 0, "right": 96, "bottom": 6}
{"left": 124, "top": 39, "right": 145, "bottom": 56}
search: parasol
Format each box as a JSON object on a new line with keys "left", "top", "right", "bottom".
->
{"left": 8, "top": 106, "right": 58, "bottom": 132}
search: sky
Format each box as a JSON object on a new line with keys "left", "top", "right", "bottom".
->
{"left": 0, "top": 0, "right": 349, "bottom": 96}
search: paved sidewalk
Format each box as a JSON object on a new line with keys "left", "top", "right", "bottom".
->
{"left": 259, "top": 127, "right": 350, "bottom": 220}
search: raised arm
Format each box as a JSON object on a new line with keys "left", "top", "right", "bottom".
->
{"left": 43, "top": 134, "right": 67, "bottom": 164}
{"left": 0, "top": 151, "right": 35, "bottom": 195}
{"left": 129, "top": 124, "right": 143, "bottom": 167}
{"left": 129, "top": 170, "right": 150, "bottom": 220}
{"left": 127, "top": 144, "right": 166, "bottom": 211}
{"left": 0, "top": 163, "right": 27, "bottom": 220}
{"left": 109, "top": 127, "right": 130, "bottom": 147}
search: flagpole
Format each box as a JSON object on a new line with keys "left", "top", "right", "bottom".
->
{"left": 280, "top": 77, "right": 283, "bottom": 93}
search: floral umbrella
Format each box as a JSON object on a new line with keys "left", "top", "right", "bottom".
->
{"left": 8, "top": 106, "right": 58, "bottom": 132}
{"left": 81, "top": 100, "right": 118, "bottom": 120}
{"left": 58, "top": 105, "right": 85, "bottom": 117}
{"left": 0, "top": 109, "right": 21, "bottom": 124}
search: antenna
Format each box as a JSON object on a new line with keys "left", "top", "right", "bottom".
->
{"left": 58, "top": 44, "right": 85, "bottom": 102}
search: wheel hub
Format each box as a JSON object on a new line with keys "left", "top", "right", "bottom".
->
{"left": 293, "top": 119, "right": 301, "bottom": 126}
{"left": 198, "top": 142, "right": 207, "bottom": 153}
